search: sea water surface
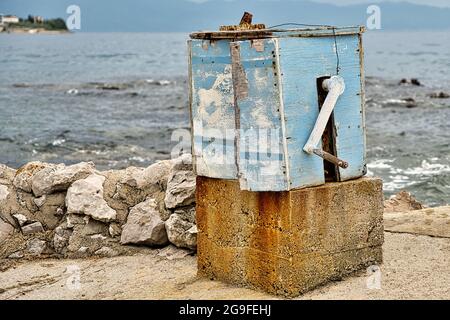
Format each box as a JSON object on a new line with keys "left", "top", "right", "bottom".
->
{"left": 0, "top": 31, "right": 449, "bottom": 206}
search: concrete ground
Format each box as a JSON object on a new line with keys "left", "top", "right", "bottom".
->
{"left": 0, "top": 231, "right": 449, "bottom": 300}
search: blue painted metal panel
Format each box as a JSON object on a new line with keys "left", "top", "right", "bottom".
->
{"left": 232, "top": 39, "right": 288, "bottom": 191}
{"left": 333, "top": 35, "right": 366, "bottom": 181}
{"left": 189, "top": 39, "right": 237, "bottom": 179}
{"left": 278, "top": 34, "right": 365, "bottom": 187}
{"left": 188, "top": 27, "right": 366, "bottom": 191}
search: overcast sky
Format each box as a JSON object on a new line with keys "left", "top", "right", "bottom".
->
{"left": 189, "top": 0, "right": 450, "bottom": 8}
{"left": 310, "top": 0, "right": 450, "bottom": 7}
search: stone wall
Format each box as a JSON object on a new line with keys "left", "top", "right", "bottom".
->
{"left": 0, "top": 154, "right": 196, "bottom": 262}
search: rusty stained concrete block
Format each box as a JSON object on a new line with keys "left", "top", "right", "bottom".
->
{"left": 196, "top": 176, "right": 384, "bottom": 297}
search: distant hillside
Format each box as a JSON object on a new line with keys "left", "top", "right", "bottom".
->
{"left": 1, "top": 0, "right": 449, "bottom": 32}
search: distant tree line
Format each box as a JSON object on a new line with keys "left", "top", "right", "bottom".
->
{"left": 14, "top": 15, "right": 68, "bottom": 30}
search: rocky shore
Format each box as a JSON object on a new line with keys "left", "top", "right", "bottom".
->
{"left": 0, "top": 154, "right": 196, "bottom": 266}
{"left": 0, "top": 154, "right": 443, "bottom": 270}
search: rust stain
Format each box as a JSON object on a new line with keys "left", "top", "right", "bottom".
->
{"left": 230, "top": 42, "right": 249, "bottom": 101}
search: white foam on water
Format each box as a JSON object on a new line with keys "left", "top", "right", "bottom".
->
{"left": 52, "top": 139, "right": 66, "bottom": 146}
{"left": 403, "top": 160, "right": 450, "bottom": 176}
{"left": 367, "top": 159, "right": 394, "bottom": 170}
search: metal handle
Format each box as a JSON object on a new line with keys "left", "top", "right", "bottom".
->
{"left": 303, "top": 75, "right": 348, "bottom": 169}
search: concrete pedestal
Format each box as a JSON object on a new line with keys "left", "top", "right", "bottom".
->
{"left": 196, "top": 176, "right": 384, "bottom": 297}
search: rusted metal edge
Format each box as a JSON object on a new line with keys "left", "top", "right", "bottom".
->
{"left": 190, "top": 26, "right": 365, "bottom": 40}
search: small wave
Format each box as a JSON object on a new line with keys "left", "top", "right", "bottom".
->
{"left": 66, "top": 88, "right": 79, "bottom": 95}
{"left": 52, "top": 139, "right": 66, "bottom": 146}
{"left": 146, "top": 79, "right": 172, "bottom": 86}
{"left": 403, "top": 160, "right": 450, "bottom": 176}
{"left": 367, "top": 159, "right": 394, "bottom": 170}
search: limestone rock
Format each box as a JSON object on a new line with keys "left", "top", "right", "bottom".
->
{"left": 8, "top": 251, "right": 24, "bottom": 259}
{"left": 0, "top": 164, "right": 16, "bottom": 185}
{"left": 109, "top": 223, "right": 121, "bottom": 237}
{"left": 26, "top": 239, "right": 47, "bottom": 256}
{"left": 173, "top": 206, "right": 196, "bottom": 224}
{"left": 32, "top": 162, "right": 95, "bottom": 197}
{"left": 21, "top": 222, "right": 44, "bottom": 235}
{"left": 33, "top": 195, "right": 47, "bottom": 207}
{"left": 384, "top": 191, "right": 424, "bottom": 213}
{"left": 66, "top": 173, "right": 117, "bottom": 222}
{"left": 66, "top": 213, "right": 86, "bottom": 228}
{"left": 170, "top": 153, "right": 193, "bottom": 172}
{"left": 13, "top": 162, "right": 52, "bottom": 193}
{"left": 94, "top": 246, "right": 119, "bottom": 257}
{"left": 12, "top": 213, "right": 28, "bottom": 226}
{"left": 0, "top": 184, "right": 9, "bottom": 202}
{"left": 157, "top": 244, "right": 193, "bottom": 260}
{"left": 120, "top": 198, "right": 169, "bottom": 246}
{"left": 165, "top": 213, "right": 197, "bottom": 250}
{"left": 81, "top": 218, "right": 109, "bottom": 237}
{"left": 27, "top": 193, "right": 66, "bottom": 229}
{"left": 0, "top": 219, "right": 14, "bottom": 242}
{"left": 120, "top": 159, "right": 173, "bottom": 189}
{"left": 67, "top": 225, "right": 110, "bottom": 255}
{"left": 164, "top": 170, "right": 196, "bottom": 209}
{"left": 53, "top": 225, "right": 73, "bottom": 254}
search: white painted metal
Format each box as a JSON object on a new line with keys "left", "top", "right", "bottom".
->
{"left": 303, "top": 75, "right": 345, "bottom": 154}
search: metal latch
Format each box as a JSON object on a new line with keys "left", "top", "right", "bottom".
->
{"left": 303, "top": 75, "right": 349, "bottom": 169}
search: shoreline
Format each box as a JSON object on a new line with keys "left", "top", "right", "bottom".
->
{"left": 0, "top": 28, "right": 70, "bottom": 35}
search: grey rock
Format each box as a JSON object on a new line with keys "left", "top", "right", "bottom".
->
{"left": 8, "top": 251, "right": 24, "bottom": 259}
{"left": 164, "top": 170, "right": 196, "bottom": 209}
{"left": 12, "top": 213, "right": 29, "bottom": 227}
{"left": 120, "top": 198, "right": 169, "bottom": 246}
{"left": 66, "top": 213, "right": 86, "bottom": 228}
{"left": 33, "top": 195, "right": 47, "bottom": 207}
{"left": 170, "top": 153, "right": 193, "bottom": 172}
{"left": 120, "top": 159, "right": 173, "bottom": 189}
{"left": 26, "top": 239, "right": 47, "bottom": 256}
{"left": 0, "top": 219, "right": 14, "bottom": 242}
{"left": 0, "top": 184, "right": 9, "bottom": 202}
{"left": 173, "top": 206, "right": 196, "bottom": 224}
{"left": 0, "top": 164, "right": 16, "bottom": 185}
{"left": 90, "top": 234, "right": 107, "bottom": 240}
{"left": 13, "top": 162, "right": 52, "bottom": 193}
{"left": 109, "top": 223, "right": 121, "bottom": 237}
{"left": 81, "top": 218, "right": 109, "bottom": 236}
{"left": 16, "top": 192, "right": 65, "bottom": 230}
{"left": 32, "top": 162, "right": 95, "bottom": 197}
{"left": 21, "top": 221, "right": 44, "bottom": 235}
{"left": 53, "top": 225, "right": 73, "bottom": 254}
{"left": 165, "top": 213, "right": 197, "bottom": 250}
{"left": 157, "top": 245, "right": 193, "bottom": 260}
{"left": 66, "top": 173, "right": 117, "bottom": 222}
{"left": 94, "top": 246, "right": 119, "bottom": 257}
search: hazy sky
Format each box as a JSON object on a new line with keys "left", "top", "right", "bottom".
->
{"left": 189, "top": 0, "right": 450, "bottom": 7}
{"left": 310, "top": 0, "right": 450, "bottom": 7}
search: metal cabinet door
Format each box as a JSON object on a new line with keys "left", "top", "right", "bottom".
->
{"left": 230, "top": 39, "right": 289, "bottom": 191}
{"left": 189, "top": 39, "right": 238, "bottom": 179}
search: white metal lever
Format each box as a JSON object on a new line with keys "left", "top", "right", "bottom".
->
{"left": 303, "top": 75, "right": 348, "bottom": 169}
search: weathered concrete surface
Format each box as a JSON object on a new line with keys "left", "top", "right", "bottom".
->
{"left": 0, "top": 232, "right": 448, "bottom": 300}
{"left": 196, "top": 176, "right": 384, "bottom": 297}
{"left": 384, "top": 206, "right": 450, "bottom": 238}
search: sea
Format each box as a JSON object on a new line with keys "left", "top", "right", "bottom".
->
{"left": 0, "top": 31, "right": 449, "bottom": 206}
